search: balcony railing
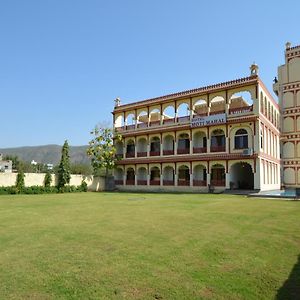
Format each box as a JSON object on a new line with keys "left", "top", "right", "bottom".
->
{"left": 126, "top": 179, "right": 135, "bottom": 185}
{"left": 114, "top": 180, "right": 123, "bottom": 185}
{"left": 210, "top": 145, "right": 226, "bottom": 152}
{"left": 116, "top": 154, "right": 123, "bottom": 159}
{"left": 193, "top": 147, "right": 207, "bottom": 153}
{"left": 163, "top": 150, "right": 174, "bottom": 155}
{"left": 163, "top": 118, "right": 175, "bottom": 124}
{"left": 229, "top": 105, "right": 253, "bottom": 115}
{"left": 177, "top": 148, "right": 190, "bottom": 155}
{"left": 178, "top": 180, "right": 190, "bottom": 186}
{"left": 126, "top": 124, "right": 135, "bottom": 130}
{"left": 193, "top": 180, "right": 207, "bottom": 186}
{"left": 137, "top": 152, "right": 147, "bottom": 157}
{"left": 137, "top": 180, "right": 147, "bottom": 185}
{"left": 150, "top": 180, "right": 160, "bottom": 186}
{"left": 126, "top": 152, "right": 135, "bottom": 158}
{"left": 149, "top": 120, "right": 160, "bottom": 127}
{"left": 210, "top": 109, "right": 225, "bottom": 115}
{"left": 210, "top": 179, "right": 225, "bottom": 186}
{"left": 137, "top": 122, "right": 147, "bottom": 128}
{"left": 150, "top": 151, "right": 160, "bottom": 156}
{"left": 163, "top": 180, "right": 174, "bottom": 186}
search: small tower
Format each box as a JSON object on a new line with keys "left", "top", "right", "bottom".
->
{"left": 285, "top": 41, "right": 291, "bottom": 50}
{"left": 250, "top": 62, "right": 259, "bottom": 76}
{"left": 114, "top": 97, "right": 121, "bottom": 107}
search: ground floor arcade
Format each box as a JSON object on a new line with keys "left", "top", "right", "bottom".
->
{"left": 114, "top": 158, "right": 280, "bottom": 191}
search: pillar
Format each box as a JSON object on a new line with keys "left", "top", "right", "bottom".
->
{"left": 190, "top": 173, "right": 193, "bottom": 187}
{"left": 225, "top": 173, "right": 230, "bottom": 189}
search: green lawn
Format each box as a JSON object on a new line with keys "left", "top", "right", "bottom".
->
{"left": 0, "top": 193, "right": 299, "bottom": 300}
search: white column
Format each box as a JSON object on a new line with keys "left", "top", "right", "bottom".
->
{"left": 207, "top": 139, "right": 211, "bottom": 153}
{"left": 174, "top": 173, "right": 178, "bottom": 186}
{"left": 190, "top": 139, "right": 193, "bottom": 154}
{"left": 207, "top": 173, "right": 211, "bottom": 186}
{"left": 225, "top": 137, "right": 229, "bottom": 153}
{"left": 147, "top": 173, "right": 150, "bottom": 186}
{"left": 190, "top": 173, "right": 193, "bottom": 187}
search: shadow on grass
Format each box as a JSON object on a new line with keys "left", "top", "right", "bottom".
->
{"left": 276, "top": 255, "right": 300, "bottom": 300}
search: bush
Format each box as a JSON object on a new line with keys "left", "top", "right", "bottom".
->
{"left": 15, "top": 171, "right": 25, "bottom": 193}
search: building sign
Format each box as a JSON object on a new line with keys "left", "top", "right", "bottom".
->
{"left": 191, "top": 113, "right": 226, "bottom": 128}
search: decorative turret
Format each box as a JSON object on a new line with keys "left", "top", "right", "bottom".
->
{"left": 114, "top": 97, "right": 121, "bottom": 107}
{"left": 250, "top": 62, "right": 259, "bottom": 76}
{"left": 285, "top": 41, "right": 291, "bottom": 50}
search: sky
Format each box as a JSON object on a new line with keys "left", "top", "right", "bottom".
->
{"left": 0, "top": 0, "right": 299, "bottom": 148}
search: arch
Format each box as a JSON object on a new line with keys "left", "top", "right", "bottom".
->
{"left": 264, "top": 97, "right": 268, "bottom": 118}
{"left": 178, "top": 165, "right": 190, "bottom": 186}
{"left": 150, "top": 136, "right": 161, "bottom": 156}
{"left": 137, "top": 166, "right": 147, "bottom": 185}
{"left": 193, "top": 131, "right": 207, "bottom": 153}
{"left": 126, "top": 139, "right": 135, "bottom": 158}
{"left": 234, "top": 128, "right": 248, "bottom": 149}
{"left": 150, "top": 166, "right": 160, "bottom": 185}
{"left": 282, "top": 142, "right": 295, "bottom": 158}
{"left": 283, "top": 117, "right": 294, "bottom": 133}
{"left": 193, "top": 99, "right": 208, "bottom": 116}
{"left": 163, "top": 166, "right": 175, "bottom": 185}
{"left": 211, "top": 164, "right": 225, "bottom": 186}
{"left": 115, "top": 115, "right": 124, "bottom": 128}
{"left": 177, "top": 133, "right": 190, "bottom": 154}
{"left": 137, "top": 137, "right": 147, "bottom": 157}
{"left": 297, "top": 91, "right": 300, "bottom": 107}
{"left": 114, "top": 168, "right": 124, "bottom": 185}
{"left": 260, "top": 92, "right": 264, "bottom": 114}
{"left": 297, "top": 117, "right": 300, "bottom": 131}
{"left": 229, "top": 91, "right": 253, "bottom": 115}
{"left": 126, "top": 167, "right": 135, "bottom": 185}
{"left": 229, "top": 162, "right": 254, "bottom": 189}
{"left": 289, "top": 57, "right": 300, "bottom": 82}
{"left": 137, "top": 110, "right": 148, "bottom": 127}
{"left": 211, "top": 129, "right": 225, "bottom": 152}
{"left": 284, "top": 168, "right": 295, "bottom": 185}
{"left": 149, "top": 108, "right": 160, "bottom": 124}
{"left": 210, "top": 96, "right": 225, "bottom": 115}
{"left": 163, "top": 135, "right": 174, "bottom": 155}
{"left": 193, "top": 164, "right": 207, "bottom": 186}
{"left": 115, "top": 140, "right": 124, "bottom": 157}
{"left": 163, "top": 105, "right": 175, "bottom": 124}
{"left": 125, "top": 113, "right": 135, "bottom": 126}
{"left": 177, "top": 102, "right": 189, "bottom": 117}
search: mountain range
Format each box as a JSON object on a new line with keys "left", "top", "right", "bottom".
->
{"left": 0, "top": 145, "right": 90, "bottom": 165}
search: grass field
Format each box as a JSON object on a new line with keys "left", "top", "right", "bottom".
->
{"left": 0, "top": 193, "right": 299, "bottom": 299}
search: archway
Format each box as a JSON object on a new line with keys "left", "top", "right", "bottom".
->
{"left": 178, "top": 165, "right": 190, "bottom": 186}
{"left": 230, "top": 162, "right": 254, "bottom": 189}
{"left": 150, "top": 166, "right": 160, "bottom": 185}
{"left": 163, "top": 166, "right": 175, "bottom": 185}
{"left": 126, "top": 168, "right": 135, "bottom": 185}
{"left": 211, "top": 164, "right": 225, "bottom": 186}
{"left": 137, "top": 167, "right": 147, "bottom": 185}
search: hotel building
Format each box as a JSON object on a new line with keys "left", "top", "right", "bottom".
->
{"left": 112, "top": 64, "right": 281, "bottom": 192}
{"left": 274, "top": 42, "right": 300, "bottom": 188}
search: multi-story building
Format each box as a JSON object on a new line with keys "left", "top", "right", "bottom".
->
{"left": 0, "top": 154, "right": 12, "bottom": 173}
{"left": 113, "top": 64, "right": 281, "bottom": 192}
{"left": 274, "top": 42, "right": 300, "bottom": 188}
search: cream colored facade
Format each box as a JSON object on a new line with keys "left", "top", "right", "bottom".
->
{"left": 113, "top": 65, "right": 281, "bottom": 192}
{"left": 274, "top": 42, "right": 300, "bottom": 188}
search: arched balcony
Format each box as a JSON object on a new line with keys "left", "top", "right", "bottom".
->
{"left": 211, "top": 129, "right": 225, "bottom": 152}
{"left": 163, "top": 135, "right": 174, "bottom": 155}
{"left": 178, "top": 165, "right": 190, "bottom": 186}
{"left": 137, "top": 138, "right": 147, "bottom": 157}
{"left": 193, "top": 131, "right": 207, "bottom": 153}
{"left": 150, "top": 166, "right": 160, "bottom": 185}
{"left": 150, "top": 137, "right": 161, "bottom": 156}
{"left": 210, "top": 164, "right": 225, "bottom": 186}
{"left": 193, "top": 165, "right": 207, "bottom": 186}
{"left": 229, "top": 91, "right": 253, "bottom": 115}
{"left": 163, "top": 106, "right": 175, "bottom": 124}
{"left": 163, "top": 166, "right": 175, "bottom": 186}
{"left": 193, "top": 99, "right": 208, "bottom": 116}
{"left": 126, "top": 140, "right": 135, "bottom": 158}
{"left": 210, "top": 96, "right": 225, "bottom": 115}
{"left": 125, "top": 113, "right": 135, "bottom": 130}
{"left": 230, "top": 162, "right": 253, "bottom": 189}
{"left": 137, "top": 111, "right": 148, "bottom": 128}
{"left": 126, "top": 168, "right": 135, "bottom": 185}
{"left": 177, "top": 133, "right": 190, "bottom": 154}
{"left": 114, "top": 168, "right": 124, "bottom": 185}
{"left": 177, "top": 103, "right": 190, "bottom": 123}
{"left": 115, "top": 140, "right": 124, "bottom": 159}
{"left": 137, "top": 167, "right": 147, "bottom": 185}
{"left": 149, "top": 109, "right": 161, "bottom": 127}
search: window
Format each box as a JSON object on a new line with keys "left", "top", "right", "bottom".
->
{"left": 260, "top": 130, "right": 264, "bottom": 149}
{"left": 234, "top": 129, "right": 248, "bottom": 149}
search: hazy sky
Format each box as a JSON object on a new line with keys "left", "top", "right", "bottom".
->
{"left": 0, "top": 0, "right": 299, "bottom": 148}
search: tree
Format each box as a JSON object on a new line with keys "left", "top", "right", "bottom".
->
{"left": 44, "top": 171, "right": 52, "bottom": 187}
{"left": 15, "top": 171, "right": 25, "bottom": 193}
{"left": 87, "top": 126, "right": 122, "bottom": 186}
{"left": 57, "top": 140, "right": 71, "bottom": 189}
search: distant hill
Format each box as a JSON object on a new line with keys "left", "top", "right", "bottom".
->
{"left": 0, "top": 145, "right": 90, "bottom": 165}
